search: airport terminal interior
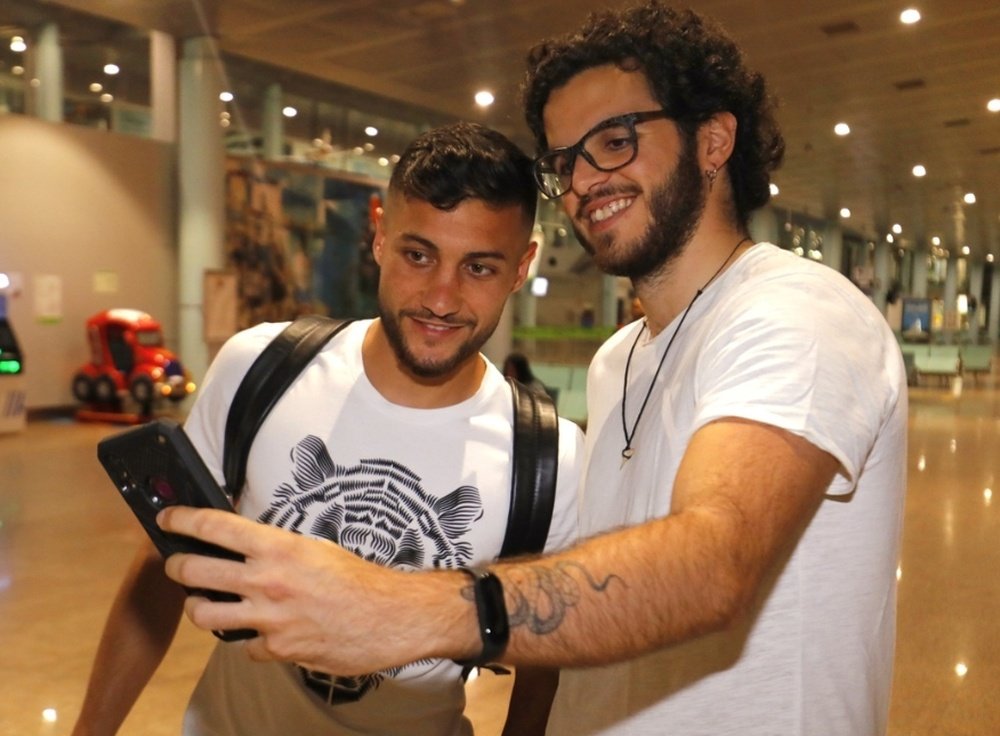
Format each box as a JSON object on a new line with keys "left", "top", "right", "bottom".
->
{"left": 2, "top": 0, "right": 1000, "bottom": 734}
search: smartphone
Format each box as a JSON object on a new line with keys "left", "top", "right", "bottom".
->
{"left": 97, "top": 418, "right": 256, "bottom": 641}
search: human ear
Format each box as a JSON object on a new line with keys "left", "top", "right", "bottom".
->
{"left": 371, "top": 206, "right": 386, "bottom": 265}
{"left": 700, "top": 112, "right": 737, "bottom": 171}
{"left": 512, "top": 240, "right": 539, "bottom": 292}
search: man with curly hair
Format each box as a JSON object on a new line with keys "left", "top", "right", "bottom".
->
{"left": 157, "top": 4, "right": 907, "bottom": 734}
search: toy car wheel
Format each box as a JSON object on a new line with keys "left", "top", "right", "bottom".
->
{"left": 130, "top": 375, "right": 154, "bottom": 405}
{"left": 94, "top": 376, "right": 118, "bottom": 404}
{"left": 71, "top": 373, "right": 94, "bottom": 403}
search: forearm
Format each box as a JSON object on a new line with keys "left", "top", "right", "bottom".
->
{"left": 72, "top": 543, "right": 187, "bottom": 736}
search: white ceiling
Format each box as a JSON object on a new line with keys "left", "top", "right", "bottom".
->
{"left": 7, "top": 0, "right": 1000, "bottom": 254}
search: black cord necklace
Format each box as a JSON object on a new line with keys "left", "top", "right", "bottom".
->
{"left": 620, "top": 236, "right": 752, "bottom": 463}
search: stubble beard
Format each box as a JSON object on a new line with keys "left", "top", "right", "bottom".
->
{"left": 572, "top": 134, "right": 707, "bottom": 284}
{"left": 377, "top": 302, "right": 492, "bottom": 380}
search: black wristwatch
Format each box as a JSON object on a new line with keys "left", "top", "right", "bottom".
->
{"left": 455, "top": 566, "right": 510, "bottom": 667}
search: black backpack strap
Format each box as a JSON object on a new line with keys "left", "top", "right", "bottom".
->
{"left": 499, "top": 377, "right": 560, "bottom": 558}
{"left": 223, "top": 316, "right": 352, "bottom": 500}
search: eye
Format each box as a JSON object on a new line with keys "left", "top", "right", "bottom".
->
{"left": 466, "top": 262, "right": 497, "bottom": 277}
{"left": 404, "top": 249, "right": 431, "bottom": 265}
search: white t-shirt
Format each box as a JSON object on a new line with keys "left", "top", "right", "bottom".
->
{"left": 547, "top": 243, "right": 907, "bottom": 736}
{"left": 180, "top": 319, "right": 584, "bottom": 736}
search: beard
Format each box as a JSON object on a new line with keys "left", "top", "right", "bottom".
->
{"left": 572, "top": 133, "right": 706, "bottom": 282}
{"left": 377, "top": 302, "right": 493, "bottom": 380}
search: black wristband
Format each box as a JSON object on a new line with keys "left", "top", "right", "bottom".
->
{"left": 455, "top": 566, "right": 509, "bottom": 667}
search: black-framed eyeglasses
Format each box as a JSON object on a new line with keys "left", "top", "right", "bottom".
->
{"left": 532, "top": 110, "right": 671, "bottom": 199}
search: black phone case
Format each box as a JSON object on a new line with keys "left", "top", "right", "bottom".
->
{"left": 97, "top": 418, "right": 257, "bottom": 641}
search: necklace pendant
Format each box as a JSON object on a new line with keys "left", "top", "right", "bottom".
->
{"left": 620, "top": 447, "right": 635, "bottom": 468}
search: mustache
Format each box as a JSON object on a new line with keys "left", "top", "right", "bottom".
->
{"left": 400, "top": 308, "right": 474, "bottom": 327}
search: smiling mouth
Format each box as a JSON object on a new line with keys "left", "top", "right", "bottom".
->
{"left": 590, "top": 197, "right": 635, "bottom": 223}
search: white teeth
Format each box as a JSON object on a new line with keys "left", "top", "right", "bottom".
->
{"left": 591, "top": 198, "right": 633, "bottom": 223}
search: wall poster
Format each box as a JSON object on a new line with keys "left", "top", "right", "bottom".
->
{"left": 225, "top": 157, "right": 385, "bottom": 330}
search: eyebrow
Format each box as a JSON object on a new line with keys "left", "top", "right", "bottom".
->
{"left": 398, "top": 232, "right": 509, "bottom": 262}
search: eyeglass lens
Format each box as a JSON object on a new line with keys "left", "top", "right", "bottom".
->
{"left": 537, "top": 121, "right": 638, "bottom": 198}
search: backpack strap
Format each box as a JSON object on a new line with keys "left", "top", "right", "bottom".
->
{"left": 223, "top": 316, "right": 353, "bottom": 500}
{"left": 499, "top": 377, "right": 560, "bottom": 558}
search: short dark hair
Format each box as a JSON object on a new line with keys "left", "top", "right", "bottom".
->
{"left": 389, "top": 122, "right": 537, "bottom": 226}
{"left": 522, "top": 2, "right": 784, "bottom": 228}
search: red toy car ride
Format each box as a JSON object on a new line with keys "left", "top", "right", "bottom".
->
{"left": 71, "top": 308, "right": 196, "bottom": 412}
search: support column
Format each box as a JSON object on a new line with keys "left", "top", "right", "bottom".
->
{"left": 873, "top": 238, "right": 891, "bottom": 315}
{"left": 911, "top": 237, "right": 929, "bottom": 298}
{"left": 942, "top": 257, "right": 958, "bottom": 344}
{"left": 178, "top": 37, "right": 225, "bottom": 383}
{"left": 150, "top": 31, "right": 177, "bottom": 143}
{"left": 968, "top": 260, "right": 984, "bottom": 343}
{"left": 990, "top": 263, "right": 1000, "bottom": 346}
{"left": 749, "top": 206, "right": 780, "bottom": 246}
{"left": 821, "top": 220, "right": 844, "bottom": 276}
{"left": 262, "top": 83, "right": 284, "bottom": 159}
{"left": 30, "top": 23, "right": 63, "bottom": 122}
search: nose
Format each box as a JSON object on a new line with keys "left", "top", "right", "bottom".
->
{"left": 420, "top": 268, "right": 463, "bottom": 318}
{"left": 569, "top": 154, "right": 612, "bottom": 197}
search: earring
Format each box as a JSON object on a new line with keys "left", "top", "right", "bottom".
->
{"left": 706, "top": 167, "right": 719, "bottom": 192}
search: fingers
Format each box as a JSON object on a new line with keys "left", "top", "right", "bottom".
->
{"left": 157, "top": 506, "right": 263, "bottom": 556}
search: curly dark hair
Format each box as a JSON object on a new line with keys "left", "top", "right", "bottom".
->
{"left": 522, "top": 2, "right": 784, "bottom": 228}
{"left": 389, "top": 121, "right": 537, "bottom": 227}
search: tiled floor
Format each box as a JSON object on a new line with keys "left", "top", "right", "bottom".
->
{"left": 1, "top": 374, "right": 997, "bottom": 735}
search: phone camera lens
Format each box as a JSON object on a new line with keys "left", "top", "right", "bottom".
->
{"left": 149, "top": 476, "right": 178, "bottom": 507}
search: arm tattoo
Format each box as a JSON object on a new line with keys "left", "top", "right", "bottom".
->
{"left": 505, "top": 561, "right": 624, "bottom": 636}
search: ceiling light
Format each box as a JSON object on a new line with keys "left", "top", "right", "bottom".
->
{"left": 932, "top": 236, "right": 941, "bottom": 246}
{"left": 988, "top": 98, "right": 1000, "bottom": 113}
{"left": 833, "top": 122, "right": 850, "bottom": 136}
{"left": 11, "top": 65, "right": 24, "bottom": 75}
{"left": 89, "top": 82, "right": 103, "bottom": 93}
{"left": 886, "top": 234, "right": 894, "bottom": 243}
{"left": 378, "top": 157, "right": 389, "bottom": 166}
{"left": 892, "top": 223, "right": 902, "bottom": 234}
{"left": 987, "top": 254, "right": 995, "bottom": 263}
{"left": 10, "top": 36, "right": 27, "bottom": 53}
{"left": 365, "top": 126, "right": 378, "bottom": 137}
{"left": 912, "top": 164, "right": 926, "bottom": 177}
{"left": 100, "top": 93, "right": 113, "bottom": 103}
{"left": 352, "top": 146, "right": 364, "bottom": 155}
{"left": 769, "top": 183, "right": 779, "bottom": 196}
{"left": 219, "top": 91, "right": 234, "bottom": 102}
{"left": 103, "top": 63, "right": 120, "bottom": 75}
{"left": 964, "top": 192, "right": 976, "bottom": 204}
{"left": 900, "top": 8, "right": 921, "bottom": 24}
{"left": 474, "top": 90, "right": 495, "bottom": 107}
{"left": 282, "top": 106, "right": 297, "bottom": 118}
{"left": 962, "top": 246, "right": 971, "bottom": 256}
{"left": 390, "top": 154, "right": 401, "bottom": 163}
{"left": 840, "top": 207, "right": 851, "bottom": 219}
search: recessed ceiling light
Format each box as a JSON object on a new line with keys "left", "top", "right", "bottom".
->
{"left": 363, "top": 142, "right": 375, "bottom": 152}
{"left": 769, "top": 183, "right": 780, "bottom": 196}
{"left": 886, "top": 234, "right": 895, "bottom": 243}
{"left": 103, "top": 63, "right": 120, "bottom": 75}
{"left": 365, "top": 126, "right": 378, "bottom": 137}
{"left": 900, "top": 8, "right": 921, "bottom": 24}
{"left": 892, "top": 223, "right": 902, "bottom": 234}
{"left": 833, "top": 122, "right": 850, "bottom": 136}
{"left": 282, "top": 106, "right": 297, "bottom": 118}
{"left": 219, "top": 91, "right": 234, "bottom": 102}
{"left": 988, "top": 98, "right": 1000, "bottom": 113}
{"left": 89, "top": 82, "right": 103, "bottom": 93}
{"left": 962, "top": 246, "right": 971, "bottom": 256}
{"left": 840, "top": 208, "right": 851, "bottom": 218}
{"left": 474, "top": 90, "right": 495, "bottom": 107}
{"left": 932, "top": 236, "right": 941, "bottom": 246}
{"left": 912, "top": 164, "right": 926, "bottom": 177}
{"left": 11, "top": 65, "right": 24, "bottom": 75}
{"left": 988, "top": 254, "right": 995, "bottom": 263}
{"left": 378, "top": 157, "right": 389, "bottom": 167}
{"left": 964, "top": 192, "right": 976, "bottom": 204}
{"left": 100, "top": 92, "right": 113, "bottom": 103}
{"left": 10, "top": 36, "right": 27, "bottom": 53}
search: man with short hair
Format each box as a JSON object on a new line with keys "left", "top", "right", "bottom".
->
{"left": 72, "top": 122, "right": 583, "bottom": 736}
{"left": 158, "top": 4, "right": 907, "bottom": 734}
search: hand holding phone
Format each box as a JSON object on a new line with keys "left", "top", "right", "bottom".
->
{"left": 98, "top": 418, "right": 257, "bottom": 641}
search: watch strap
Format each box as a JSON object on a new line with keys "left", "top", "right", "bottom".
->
{"left": 455, "top": 566, "right": 510, "bottom": 667}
